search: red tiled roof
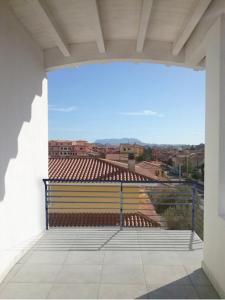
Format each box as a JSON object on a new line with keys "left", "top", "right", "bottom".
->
{"left": 49, "top": 213, "right": 160, "bottom": 227}
{"left": 49, "top": 157, "right": 154, "bottom": 182}
{"left": 102, "top": 159, "right": 166, "bottom": 181}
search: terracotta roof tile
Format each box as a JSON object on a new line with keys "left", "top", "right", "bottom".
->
{"left": 49, "top": 213, "right": 160, "bottom": 227}
{"left": 49, "top": 157, "right": 154, "bottom": 182}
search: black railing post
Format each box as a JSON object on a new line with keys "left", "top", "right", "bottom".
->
{"left": 120, "top": 182, "right": 123, "bottom": 229}
{"left": 43, "top": 179, "right": 49, "bottom": 230}
{"left": 192, "top": 184, "right": 196, "bottom": 232}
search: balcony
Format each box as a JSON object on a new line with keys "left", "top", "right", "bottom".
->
{"left": 0, "top": 227, "right": 219, "bottom": 299}
{"left": 0, "top": 180, "right": 219, "bottom": 299}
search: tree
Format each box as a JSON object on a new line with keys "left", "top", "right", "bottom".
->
{"left": 148, "top": 186, "right": 193, "bottom": 229}
{"left": 191, "top": 168, "right": 201, "bottom": 180}
{"left": 200, "top": 163, "right": 204, "bottom": 181}
{"left": 167, "top": 158, "right": 173, "bottom": 166}
{"left": 136, "top": 147, "right": 152, "bottom": 161}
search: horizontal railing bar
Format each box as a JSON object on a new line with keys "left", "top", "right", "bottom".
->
{"left": 43, "top": 178, "right": 190, "bottom": 184}
{"left": 124, "top": 203, "right": 191, "bottom": 209}
{"left": 46, "top": 196, "right": 191, "bottom": 203}
{"left": 46, "top": 190, "right": 192, "bottom": 196}
{"left": 48, "top": 205, "right": 191, "bottom": 210}
{"left": 48, "top": 201, "right": 124, "bottom": 204}
{"left": 47, "top": 201, "right": 192, "bottom": 205}
{"left": 47, "top": 190, "right": 121, "bottom": 193}
{"left": 47, "top": 185, "right": 122, "bottom": 189}
{"left": 48, "top": 207, "right": 121, "bottom": 210}
{"left": 46, "top": 185, "right": 185, "bottom": 189}
{"left": 149, "top": 192, "right": 192, "bottom": 195}
{"left": 47, "top": 197, "right": 192, "bottom": 202}
{"left": 48, "top": 208, "right": 165, "bottom": 215}
{"left": 47, "top": 195, "right": 121, "bottom": 199}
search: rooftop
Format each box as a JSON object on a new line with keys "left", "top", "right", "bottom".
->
{"left": 102, "top": 159, "right": 165, "bottom": 181}
{"left": 49, "top": 157, "right": 154, "bottom": 181}
{"left": 49, "top": 212, "right": 160, "bottom": 228}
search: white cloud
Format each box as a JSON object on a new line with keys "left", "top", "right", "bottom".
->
{"left": 119, "top": 110, "right": 164, "bottom": 117}
{"left": 49, "top": 105, "right": 77, "bottom": 112}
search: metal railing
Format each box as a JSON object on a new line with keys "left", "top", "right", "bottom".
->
{"left": 43, "top": 179, "right": 198, "bottom": 232}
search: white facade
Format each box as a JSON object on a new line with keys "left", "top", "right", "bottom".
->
{"left": 0, "top": 1, "right": 48, "bottom": 281}
{"left": 1, "top": 0, "right": 225, "bottom": 297}
{"left": 203, "top": 16, "right": 225, "bottom": 297}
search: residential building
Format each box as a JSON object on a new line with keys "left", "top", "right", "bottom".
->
{"left": 119, "top": 143, "right": 145, "bottom": 161}
{"left": 49, "top": 140, "right": 74, "bottom": 158}
{"left": 152, "top": 147, "right": 178, "bottom": 162}
{"left": 72, "top": 140, "right": 93, "bottom": 156}
{"left": 48, "top": 157, "right": 160, "bottom": 226}
{"left": 49, "top": 140, "right": 98, "bottom": 158}
{"left": 49, "top": 140, "right": 120, "bottom": 158}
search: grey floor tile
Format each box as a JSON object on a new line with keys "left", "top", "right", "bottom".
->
{"left": 184, "top": 265, "right": 212, "bottom": 286}
{"left": 11, "top": 263, "right": 61, "bottom": 283}
{"left": 56, "top": 265, "right": 102, "bottom": 283}
{"left": 194, "top": 285, "right": 220, "bottom": 299}
{"left": 17, "top": 250, "right": 34, "bottom": 264}
{"left": 65, "top": 251, "right": 104, "bottom": 265}
{"left": 141, "top": 251, "right": 181, "bottom": 266}
{"left": 101, "top": 265, "right": 145, "bottom": 284}
{"left": 104, "top": 251, "right": 142, "bottom": 265}
{"left": 99, "top": 284, "right": 147, "bottom": 299}
{"left": 25, "top": 251, "right": 68, "bottom": 264}
{"left": 0, "top": 283, "right": 52, "bottom": 299}
{"left": 0, "top": 228, "right": 206, "bottom": 299}
{"left": 0, "top": 282, "right": 7, "bottom": 294}
{"left": 176, "top": 250, "right": 203, "bottom": 267}
{"left": 144, "top": 284, "right": 199, "bottom": 299}
{"left": 2, "top": 264, "right": 23, "bottom": 283}
{"left": 143, "top": 265, "right": 191, "bottom": 286}
{"left": 47, "top": 283, "right": 99, "bottom": 299}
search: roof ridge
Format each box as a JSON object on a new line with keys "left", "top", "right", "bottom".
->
{"left": 49, "top": 157, "right": 155, "bottom": 181}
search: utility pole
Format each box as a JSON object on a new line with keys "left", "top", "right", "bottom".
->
{"left": 179, "top": 163, "right": 181, "bottom": 181}
{"left": 186, "top": 156, "right": 189, "bottom": 177}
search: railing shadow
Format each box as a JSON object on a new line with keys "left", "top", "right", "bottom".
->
{"left": 31, "top": 228, "right": 203, "bottom": 251}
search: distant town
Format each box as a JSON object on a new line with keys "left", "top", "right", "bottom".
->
{"left": 49, "top": 139, "right": 205, "bottom": 182}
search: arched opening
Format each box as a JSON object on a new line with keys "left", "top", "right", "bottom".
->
{"left": 46, "top": 62, "right": 205, "bottom": 237}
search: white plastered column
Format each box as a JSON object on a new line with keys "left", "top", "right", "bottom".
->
{"left": 0, "top": 0, "right": 48, "bottom": 281}
{"left": 202, "top": 15, "right": 225, "bottom": 298}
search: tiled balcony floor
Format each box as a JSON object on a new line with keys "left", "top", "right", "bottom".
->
{"left": 0, "top": 228, "right": 220, "bottom": 299}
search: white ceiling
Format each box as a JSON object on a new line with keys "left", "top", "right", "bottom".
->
{"left": 8, "top": 0, "right": 222, "bottom": 70}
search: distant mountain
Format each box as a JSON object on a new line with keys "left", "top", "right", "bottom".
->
{"left": 94, "top": 138, "right": 146, "bottom": 146}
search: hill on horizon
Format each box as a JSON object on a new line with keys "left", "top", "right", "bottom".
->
{"left": 94, "top": 138, "right": 146, "bottom": 146}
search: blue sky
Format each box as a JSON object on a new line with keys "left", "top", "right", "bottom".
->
{"left": 48, "top": 62, "right": 205, "bottom": 144}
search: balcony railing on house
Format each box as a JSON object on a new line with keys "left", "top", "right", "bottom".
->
{"left": 43, "top": 179, "right": 203, "bottom": 238}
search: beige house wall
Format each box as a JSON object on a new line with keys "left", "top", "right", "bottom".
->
{"left": 48, "top": 184, "right": 150, "bottom": 214}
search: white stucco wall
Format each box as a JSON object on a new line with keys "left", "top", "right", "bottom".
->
{"left": 203, "top": 16, "right": 225, "bottom": 298}
{"left": 0, "top": 1, "right": 48, "bottom": 281}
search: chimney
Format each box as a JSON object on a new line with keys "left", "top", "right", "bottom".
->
{"left": 128, "top": 153, "right": 135, "bottom": 172}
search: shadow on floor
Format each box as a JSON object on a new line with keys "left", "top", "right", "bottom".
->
{"left": 137, "top": 271, "right": 220, "bottom": 299}
{"left": 33, "top": 228, "right": 203, "bottom": 251}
